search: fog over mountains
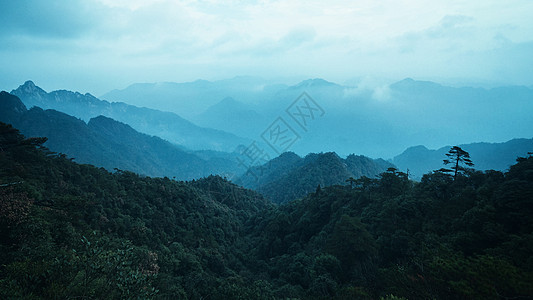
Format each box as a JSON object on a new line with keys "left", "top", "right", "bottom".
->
{"left": 0, "top": 84, "right": 397, "bottom": 187}
{"left": 2, "top": 1, "right": 533, "bottom": 298}
{"left": 3, "top": 78, "right": 532, "bottom": 184}
{"left": 11, "top": 81, "right": 248, "bottom": 152}
{"left": 102, "top": 77, "right": 533, "bottom": 158}
{"left": 0, "top": 91, "right": 241, "bottom": 180}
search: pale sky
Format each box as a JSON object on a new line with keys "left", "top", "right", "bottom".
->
{"left": 1, "top": 0, "right": 532, "bottom": 95}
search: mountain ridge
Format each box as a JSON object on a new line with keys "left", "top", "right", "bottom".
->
{"left": 0, "top": 92, "right": 242, "bottom": 180}
{"left": 11, "top": 81, "right": 248, "bottom": 152}
{"left": 101, "top": 77, "right": 533, "bottom": 158}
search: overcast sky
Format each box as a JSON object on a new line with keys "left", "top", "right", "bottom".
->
{"left": 1, "top": 0, "right": 532, "bottom": 95}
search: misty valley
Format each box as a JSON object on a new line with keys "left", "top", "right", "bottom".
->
{"left": 1, "top": 78, "right": 532, "bottom": 300}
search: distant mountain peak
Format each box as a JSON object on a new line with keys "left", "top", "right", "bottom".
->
{"left": 23, "top": 80, "right": 36, "bottom": 88}
{"left": 390, "top": 78, "right": 443, "bottom": 90}
{"left": 406, "top": 145, "right": 430, "bottom": 151}
{"left": 13, "top": 80, "right": 47, "bottom": 96}
{"left": 393, "top": 145, "right": 434, "bottom": 161}
{"left": 293, "top": 78, "right": 337, "bottom": 88}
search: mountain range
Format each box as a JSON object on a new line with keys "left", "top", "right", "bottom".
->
{"left": 4, "top": 78, "right": 533, "bottom": 199}
{"left": 104, "top": 77, "right": 533, "bottom": 158}
{"left": 0, "top": 91, "right": 241, "bottom": 180}
{"left": 0, "top": 89, "right": 394, "bottom": 192}
{"left": 101, "top": 76, "right": 288, "bottom": 119}
{"left": 11, "top": 81, "right": 248, "bottom": 152}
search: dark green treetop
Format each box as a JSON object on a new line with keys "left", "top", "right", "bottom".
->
{"left": 441, "top": 146, "right": 474, "bottom": 180}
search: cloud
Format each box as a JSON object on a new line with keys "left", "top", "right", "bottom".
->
{"left": 0, "top": 0, "right": 99, "bottom": 38}
{"left": 396, "top": 14, "right": 481, "bottom": 54}
{"left": 440, "top": 15, "right": 473, "bottom": 28}
{"left": 0, "top": 0, "right": 532, "bottom": 94}
{"left": 280, "top": 27, "right": 317, "bottom": 49}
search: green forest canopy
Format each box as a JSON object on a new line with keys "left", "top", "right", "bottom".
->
{"left": 1, "top": 122, "right": 532, "bottom": 299}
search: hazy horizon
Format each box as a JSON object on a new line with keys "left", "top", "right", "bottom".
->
{"left": 8, "top": 76, "right": 533, "bottom": 160}
{"left": 2, "top": 0, "right": 533, "bottom": 95}
{"left": 2, "top": 0, "right": 532, "bottom": 160}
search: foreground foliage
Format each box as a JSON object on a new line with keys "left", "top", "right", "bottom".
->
{"left": 1, "top": 122, "right": 532, "bottom": 299}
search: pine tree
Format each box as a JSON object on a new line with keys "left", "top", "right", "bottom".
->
{"left": 442, "top": 146, "right": 474, "bottom": 180}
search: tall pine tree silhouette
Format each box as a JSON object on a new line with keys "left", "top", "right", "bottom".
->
{"left": 441, "top": 146, "right": 474, "bottom": 180}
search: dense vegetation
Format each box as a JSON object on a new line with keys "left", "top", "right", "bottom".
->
{"left": 238, "top": 152, "right": 393, "bottom": 204}
{"left": 248, "top": 165, "right": 533, "bottom": 299}
{"left": 1, "top": 122, "right": 533, "bottom": 299}
{"left": 0, "top": 122, "right": 273, "bottom": 299}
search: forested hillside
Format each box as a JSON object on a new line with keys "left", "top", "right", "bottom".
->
{"left": 248, "top": 165, "right": 533, "bottom": 298}
{"left": 238, "top": 152, "right": 394, "bottom": 204}
{"left": 0, "top": 122, "right": 273, "bottom": 299}
{"left": 1, "top": 122, "right": 532, "bottom": 299}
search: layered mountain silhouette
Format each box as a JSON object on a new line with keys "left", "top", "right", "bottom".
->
{"left": 236, "top": 151, "right": 394, "bottom": 204}
{"left": 101, "top": 76, "right": 287, "bottom": 119}
{"left": 5, "top": 78, "right": 533, "bottom": 202}
{"left": 11, "top": 81, "right": 248, "bottom": 152}
{"left": 192, "top": 97, "right": 266, "bottom": 137}
{"left": 0, "top": 91, "right": 241, "bottom": 180}
{"left": 102, "top": 77, "right": 533, "bottom": 158}
{"left": 1, "top": 89, "right": 398, "bottom": 200}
